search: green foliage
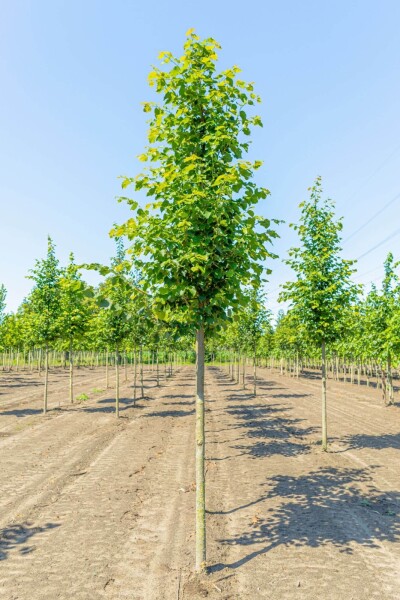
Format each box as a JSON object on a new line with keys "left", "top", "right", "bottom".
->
{"left": 0, "top": 284, "right": 6, "bottom": 325}
{"left": 114, "top": 30, "right": 278, "bottom": 331}
{"left": 58, "top": 253, "right": 93, "bottom": 348}
{"left": 280, "top": 178, "right": 358, "bottom": 344}
{"left": 27, "top": 236, "right": 62, "bottom": 347}
{"left": 362, "top": 253, "right": 400, "bottom": 360}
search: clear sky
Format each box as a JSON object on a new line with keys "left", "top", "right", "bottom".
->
{"left": 1, "top": 0, "right": 400, "bottom": 315}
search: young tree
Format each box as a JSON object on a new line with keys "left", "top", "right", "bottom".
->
{"left": 237, "top": 288, "right": 271, "bottom": 394}
{"left": 58, "top": 253, "right": 92, "bottom": 403}
{"left": 363, "top": 253, "right": 400, "bottom": 404}
{"left": 280, "top": 178, "right": 357, "bottom": 451}
{"left": 0, "top": 284, "right": 6, "bottom": 324}
{"left": 28, "top": 236, "right": 62, "bottom": 413}
{"left": 88, "top": 238, "right": 135, "bottom": 417}
{"left": 115, "top": 30, "right": 277, "bottom": 570}
{"left": 0, "top": 284, "right": 7, "bottom": 352}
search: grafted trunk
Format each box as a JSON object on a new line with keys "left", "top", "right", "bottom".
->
{"left": 195, "top": 327, "right": 206, "bottom": 572}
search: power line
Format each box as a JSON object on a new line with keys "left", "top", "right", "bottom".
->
{"left": 344, "top": 191, "right": 400, "bottom": 244}
{"left": 353, "top": 264, "right": 383, "bottom": 280}
{"left": 343, "top": 142, "right": 400, "bottom": 208}
{"left": 356, "top": 226, "right": 400, "bottom": 261}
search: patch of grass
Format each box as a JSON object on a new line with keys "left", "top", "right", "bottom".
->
{"left": 76, "top": 393, "right": 89, "bottom": 402}
{"left": 91, "top": 387, "right": 104, "bottom": 394}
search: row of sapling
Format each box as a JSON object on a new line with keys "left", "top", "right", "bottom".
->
{"left": 217, "top": 288, "right": 272, "bottom": 395}
{"left": 266, "top": 249, "right": 400, "bottom": 406}
{"left": 114, "top": 30, "right": 278, "bottom": 571}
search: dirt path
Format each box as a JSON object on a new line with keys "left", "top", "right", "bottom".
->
{"left": 0, "top": 365, "right": 399, "bottom": 599}
{"left": 206, "top": 366, "right": 400, "bottom": 599}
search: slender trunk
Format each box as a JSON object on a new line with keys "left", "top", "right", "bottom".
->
{"left": 321, "top": 340, "right": 328, "bottom": 451}
{"left": 38, "top": 347, "right": 42, "bottom": 376}
{"left": 43, "top": 346, "right": 49, "bottom": 414}
{"left": 115, "top": 347, "right": 120, "bottom": 418}
{"left": 69, "top": 338, "right": 74, "bottom": 404}
{"left": 253, "top": 348, "right": 257, "bottom": 396}
{"left": 156, "top": 349, "right": 160, "bottom": 387}
{"left": 242, "top": 354, "right": 246, "bottom": 389}
{"left": 106, "top": 348, "right": 109, "bottom": 389}
{"left": 387, "top": 354, "right": 393, "bottom": 406}
{"left": 140, "top": 346, "right": 144, "bottom": 397}
{"left": 195, "top": 327, "right": 206, "bottom": 572}
{"left": 134, "top": 348, "right": 137, "bottom": 401}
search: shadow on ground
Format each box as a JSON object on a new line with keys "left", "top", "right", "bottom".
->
{"left": 211, "top": 466, "right": 400, "bottom": 572}
{"left": 0, "top": 521, "right": 60, "bottom": 561}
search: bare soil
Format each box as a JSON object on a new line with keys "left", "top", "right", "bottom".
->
{"left": 0, "top": 364, "right": 399, "bottom": 599}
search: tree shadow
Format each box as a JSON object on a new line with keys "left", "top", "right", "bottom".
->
{"left": 0, "top": 521, "right": 60, "bottom": 560}
{"left": 81, "top": 397, "right": 140, "bottom": 413}
{"left": 226, "top": 401, "right": 317, "bottom": 458}
{"left": 0, "top": 408, "right": 43, "bottom": 417}
{"left": 162, "top": 394, "right": 194, "bottom": 401}
{"left": 144, "top": 409, "right": 195, "bottom": 418}
{"left": 342, "top": 433, "right": 400, "bottom": 452}
{"left": 211, "top": 466, "right": 400, "bottom": 572}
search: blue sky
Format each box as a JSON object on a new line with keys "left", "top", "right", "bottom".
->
{"left": 1, "top": 0, "right": 400, "bottom": 314}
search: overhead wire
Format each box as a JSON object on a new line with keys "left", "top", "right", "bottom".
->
{"left": 343, "top": 191, "right": 400, "bottom": 244}
{"left": 356, "top": 226, "right": 400, "bottom": 261}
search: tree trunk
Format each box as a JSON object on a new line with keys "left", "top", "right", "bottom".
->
{"left": 69, "top": 338, "right": 74, "bottom": 404}
{"left": 387, "top": 354, "right": 393, "bottom": 406}
{"left": 253, "top": 348, "right": 257, "bottom": 396}
{"left": 195, "top": 327, "right": 206, "bottom": 572}
{"left": 140, "top": 346, "right": 144, "bottom": 397}
{"left": 106, "top": 348, "right": 109, "bottom": 389}
{"left": 43, "top": 346, "right": 49, "bottom": 414}
{"left": 321, "top": 340, "right": 328, "bottom": 451}
{"left": 115, "top": 347, "right": 120, "bottom": 418}
{"left": 134, "top": 348, "right": 137, "bottom": 402}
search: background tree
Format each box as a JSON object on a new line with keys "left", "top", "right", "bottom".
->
{"left": 237, "top": 288, "right": 271, "bottom": 394}
{"left": 362, "top": 253, "right": 400, "bottom": 404}
{"left": 280, "top": 178, "right": 357, "bottom": 451}
{"left": 58, "top": 253, "right": 93, "bottom": 403}
{"left": 115, "top": 30, "right": 278, "bottom": 570}
{"left": 88, "top": 238, "right": 135, "bottom": 417}
{"left": 27, "top": 236, "right": 62, "bottom": 413}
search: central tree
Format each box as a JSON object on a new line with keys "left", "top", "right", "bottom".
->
{"left": 115, "top": 30, "right": 277, "bottom": 571}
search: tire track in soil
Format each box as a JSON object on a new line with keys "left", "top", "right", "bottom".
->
{"left": 0, "top": 367, "right": 197, "bottom": 600}
{"left": 0, "top": 368, "right": 162, "bottom": 436}
{"left": 206, "top": 367, "right": 400, "bottom": 600}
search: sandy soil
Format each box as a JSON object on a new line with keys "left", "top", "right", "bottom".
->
{"left": 0, "top": 365, "right": 399, "bottom": 599}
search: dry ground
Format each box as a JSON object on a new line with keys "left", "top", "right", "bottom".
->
{"left": 0, "top": 364, "right": 399, "bottom": 599}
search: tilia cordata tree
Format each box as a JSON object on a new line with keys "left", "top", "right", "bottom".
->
{"left": 58, "top": 253, "right": 92, "bottom": 404}
{"left": 28, "top": 236, "right": 61, "bottom": 413}
{"left": 280, "top": 178, "right": 357, "bottom": 451}
{"left": 114, "top": 30, "right": 277, "bottom": 570}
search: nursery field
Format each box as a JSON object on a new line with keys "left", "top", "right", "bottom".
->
{"left": 0, "top": 366, "right": 399, "bottom": 600}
